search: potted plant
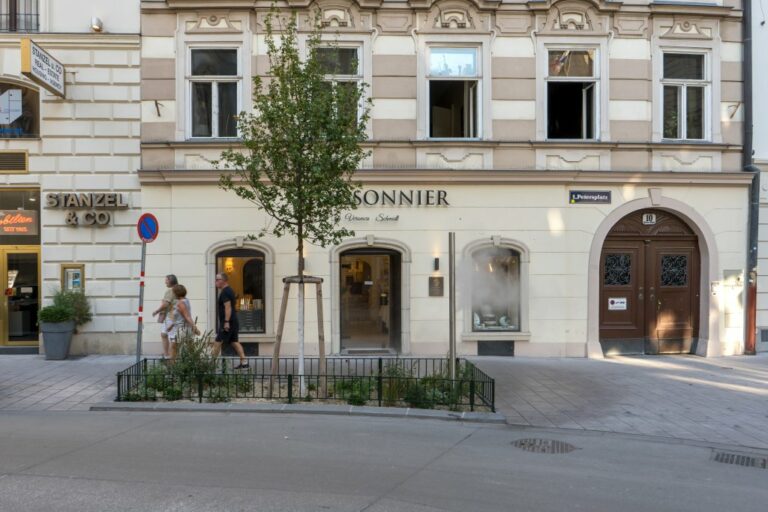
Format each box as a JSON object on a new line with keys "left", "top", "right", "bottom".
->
{"left": 39, "top": 290, "right": 92, "bottom": 360}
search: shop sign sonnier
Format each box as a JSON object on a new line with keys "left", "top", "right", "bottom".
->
{"left": 0, "top": 210, "right": 38, "bottom": 235}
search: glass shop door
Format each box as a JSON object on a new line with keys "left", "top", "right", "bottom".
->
{"left": 0, "top": 247, "right": 40, "bottom": 345}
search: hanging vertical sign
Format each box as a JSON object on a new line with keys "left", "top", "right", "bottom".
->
{"left": 20, "top": 39, "right": 66, "bottom": 98}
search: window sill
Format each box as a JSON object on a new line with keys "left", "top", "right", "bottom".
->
{"left": 462, "top": 332, "right": 531, "bottom": 342}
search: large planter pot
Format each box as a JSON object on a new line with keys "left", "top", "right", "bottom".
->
{"left": 40, "top": 321, "right": 76, "bottom": 360}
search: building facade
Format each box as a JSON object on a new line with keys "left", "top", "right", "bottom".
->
{"left": 139, "top": 0, "right": 749, "bottom": 358}
{"left": 752, "top": 0, "right": 768, "bottom": 353}
{"left": 1, "top": 1, "right": 141, "bottom": 354}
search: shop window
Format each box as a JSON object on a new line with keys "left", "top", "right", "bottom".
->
{"left": 216, "top": 249, "right": 265, "bottom": 333}
{"left": 547, "top": 49, "right": 597, "bottom": 140}
{"left": 0, "top": 82, "right": 38, "bottom": 138}
{"left": 662, "top": 53, "right": 707, "bottom": 140}
{"left": 428, "top": 47, "right": 479, "bottom": 138}
{"left": 189, "top": 48, "right": 240, "bottom": 138}
{"left": 0, "top": 1, "right": 39, "bottom": 32}
{"left": 471, "top": 247, "right": 520, "bottom": 332}
{"left": 0, "top": 189, "right": 39, "bottom": 244}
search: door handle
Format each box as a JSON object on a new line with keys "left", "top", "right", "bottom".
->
{"left": 657, "top": 298, "right": 662, "bottom": 312}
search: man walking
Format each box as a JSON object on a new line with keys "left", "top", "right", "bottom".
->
{"left": 212, "top": 272, "right": 248, "bottom": 369}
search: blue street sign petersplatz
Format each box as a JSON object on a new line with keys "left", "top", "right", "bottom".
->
{"left": 137, "top": 213, "right": 159, "bottom": 243}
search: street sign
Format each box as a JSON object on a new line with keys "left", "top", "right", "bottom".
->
{"left": 20, "top": 39, "right": 66, "bottom": 98}
{"left": 137, "top": 213, "right": 159, "bottom": 243}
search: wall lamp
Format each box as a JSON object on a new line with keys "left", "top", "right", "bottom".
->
{"left": 90, "top": 17, "right": 103, "bottom": 33}
{"left": 433, "top": 257, "right": 440, "bottom": 272}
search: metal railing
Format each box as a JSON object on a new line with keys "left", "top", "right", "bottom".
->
{"left": 0, "top": 14, "right": 39, "bottom": 32}
{"left": 116, "top": 357, "right": 495, "bottom": 412}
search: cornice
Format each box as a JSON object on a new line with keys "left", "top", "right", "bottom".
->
{"left": 0, "top": 33, "right": 139, "bottom": 48}
{"left": 138, "top": 168, "right": 754, "bottom": 186}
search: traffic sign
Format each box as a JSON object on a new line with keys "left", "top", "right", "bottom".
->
{"left": 137, "top": 213, "right": 159, "bottom": 243}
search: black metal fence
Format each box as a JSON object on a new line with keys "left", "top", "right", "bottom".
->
{"left": 116, "top": 357, "right": 495, "bottom": 412}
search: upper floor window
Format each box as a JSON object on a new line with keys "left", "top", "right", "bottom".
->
{"left": 662, "top": 53, "right": 707, "bottom": 140}
{"left": 0, "top": 1, "right": 38, "bottom": 32}
{"left": 428, "top": 47, "right": 480, "bottom": 138}
{"left": 316, "top": 46, "right": 362, "bottom": 122}
{"left": 188, "top": 48, "right": 240, "bottom": 139}
{"left": 0, "top": 82, "right": 39, "bottom": 138}
{"left": 547, "top": 49, "right": 597, "bottom": 140}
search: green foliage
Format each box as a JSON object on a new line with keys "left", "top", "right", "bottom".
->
{"left": 381, "top": 363, "right": 410, "bottom": 407}
{"left": 207, "top": 386, "right": 230, "bottom": 403}
{"left": 145, "top": 364, "right": 170, "bottom": 392}
{"left": 217, "top": 11, "right": 371, "bottom": 256}
{"left": 164, "top": 386, "right": 183, "bottom": 401}
{"left": 334, "top": 377, "right": 371, "bottom": 406}
{"left": 171, "top": 330, "right": 218, "bottom": 382}
{"left": 39, "top": 305, "right": 73, "bottom": 323}
{"left": 52, "top": 289, "right": 92, "bottom": 327}
{"left": 403, "top": 381, "right": 435, "bottom": 409}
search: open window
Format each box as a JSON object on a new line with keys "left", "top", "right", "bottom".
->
{"left": 428, "top": 47, "right": 479, "bottom": 138}
{"left": 546, "top": 49, "right": 597, "bottom": 140}
{"left": 662, "top": 53, "right": 707, "bottom": 140}
{"left": 188, "top": 48, "right": 240, "bottom": 138}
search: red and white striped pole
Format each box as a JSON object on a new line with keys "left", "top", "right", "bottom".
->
{"left": 135, "top": 241, "right": 147, "bottom": 364}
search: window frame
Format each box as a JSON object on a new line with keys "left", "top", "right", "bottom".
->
{"left": 544, "top": 46, "right": 600, "bottom": 141}
{"left": 461, "top": 238, "right": 531, "bottom": 343}
{"left": 0, "top": 80, "right": 39, "bottom": 139}
{"left": 426, "top": 44, "right": 482, "bottom": 140}
{"left": 315, "top": 43, "right": 365, "bottom": 121}
{"left": 185, "top": 46, "right": 242, "bottom": 140}
{"left": 469, "top": 246, "right": 522, "bottom": 333}
{"left": 0, "top": 0, "right": 39, "bottom": 33}
{"left": 660, "top": 51, "right": 710, "bottom": 141}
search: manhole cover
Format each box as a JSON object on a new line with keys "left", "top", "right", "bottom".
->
{"left": 712, "top": 450, "right": 768, "bottom": 469}
{"left": 512, "top": 438, "right": 577, "bottom": 454}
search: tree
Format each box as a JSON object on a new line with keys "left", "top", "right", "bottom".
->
{"left": 218, "top": 11, "right": 371, "bottom": 386}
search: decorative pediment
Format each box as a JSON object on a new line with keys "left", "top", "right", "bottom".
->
{"left": 376, "top": 12, "right": 415, "bottom": 34}
{"left": 318, "top": 4, "right": 354, "bottom": 28}
{"left": 408, "top": 0, "right": 501, "bottom": 9}
{"left": 185, "top": 14, "right": 242, "bottom": 33}
{"left": 435, "top": 6, "right": 473, "bottom": 29}
{"left": 530, "top": 0, "right": 614, "bottom": 36}
{"left": 416, "top": 1, "right": 492, "bottom": 32}
{"left": 660, "top": 19, "right": 713, "bottom": 40}
{"left": 613, "top": 15, "right": 648, "bottom": 37}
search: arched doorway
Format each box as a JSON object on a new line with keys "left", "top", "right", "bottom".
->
{"left": 599, "top": 209, "right": 700, "bottom": 355}
{"left": 339, "top": 248, "right": 401, "bottom": 353}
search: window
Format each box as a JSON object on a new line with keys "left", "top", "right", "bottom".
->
{"left": 471, "top": 247, "right": 520, "bottom": 332}
{"left": 0, "top": 82, "right": 39, "bottom": 138}
{"left": 0, "top": 1, "right": 38, "bottom": 32}
{"left": 316, "top": 46, "right": 362, "bottom": 123}
{"left": 189, "top": 49, "right": 240, "bottom": 138}
{"left": 546, "top": 49, "right": 597, "bottom": 140}
{"left": 662, "top": 53, "right": 706, "bottom": 140}
{"left": 216, "top": 249, "right": 266, "bottom": 334}
{"left": 428, "top": 47, "right": 479, "bottom": 138}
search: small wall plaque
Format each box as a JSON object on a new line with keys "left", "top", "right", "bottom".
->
{"left": 428, "top": 276, "right": 444, "bottom": 297}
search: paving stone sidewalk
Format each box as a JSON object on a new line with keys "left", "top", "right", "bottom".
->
{"left": 0, "top": 355, "right": 133, "bottom": 412}
{"left": 474, "top": 354, "right": 768, "bottom": 449}
{"left": 2, "top": 354, "right": 768, "bottom": 449}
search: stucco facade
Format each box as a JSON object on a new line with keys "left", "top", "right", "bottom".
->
{"left": 139, "top": 0, "right": 749, "bottom": 358}
{"left": 1, "top": 1, "right": 141, "bottom": 354}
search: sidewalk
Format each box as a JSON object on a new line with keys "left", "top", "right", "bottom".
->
{"left": 0, "top": 355, "right": 132, "bottom": 412}
{"left": 2, "top": 353, "right": 767, "bottom": 449}
{"left": 473, "top": 354, "right": 768, "bottom": 449}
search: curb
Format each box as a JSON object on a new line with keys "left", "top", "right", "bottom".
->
{"left": 89, "top": 402, "right": 506, "bottom": 424}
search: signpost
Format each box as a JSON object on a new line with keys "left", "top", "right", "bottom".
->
{"left": 135, "top": 213, "right": 159, "bottom": 363}
{"left": 20, "top": 38, "right": 66, "bottom": 98}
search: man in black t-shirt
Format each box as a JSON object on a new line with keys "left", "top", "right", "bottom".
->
{"left": 212, "top": 272, "right": 248, "bottom": 369}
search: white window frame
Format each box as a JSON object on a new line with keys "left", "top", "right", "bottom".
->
{"left": 316, "top": 43, "right": 365, "bottom": 120}
{"left": 535, "top": 37, "right": 609, "bottom": 141}
{"left": 426, "top": 45, "right": 482, "bottom": 140}
{"left": 544, "top": 46, "right": 600, "bottom": 141}
{"left": 660, "top": 51, "right": 710, "bottom": 142}
{"left": 186, "top": 46, "right": 242, "bottom": 140}
{"left": 417, "top": 34, "right": 491, "bottom": 141}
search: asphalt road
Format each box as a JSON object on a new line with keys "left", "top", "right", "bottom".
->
{"left": 0, "top": 411, "right": 766, "bottom": 512}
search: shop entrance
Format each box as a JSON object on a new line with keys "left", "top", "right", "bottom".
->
{"left": 0, "top": 247, "right": 40, "bottom": 346}
{"left": 340, "top": 249, "right": 401, "bottom": 353}
{"left": 599, "top": 209, "right": 700, "bottom": 355}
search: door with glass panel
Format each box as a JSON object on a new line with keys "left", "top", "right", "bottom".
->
{"left": 339, "top": 249, "right": 401, "bottom": 353}
{"left": 0, "top": 248, "right": 40, "bottom": 345}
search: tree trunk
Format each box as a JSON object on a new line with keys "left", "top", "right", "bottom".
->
{"left": 297, "top": 232, "right": 306, "bottom": 396}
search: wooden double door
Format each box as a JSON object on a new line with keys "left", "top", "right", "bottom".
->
{"left": 599, "top": 210, "right": 700, "bottom": 355}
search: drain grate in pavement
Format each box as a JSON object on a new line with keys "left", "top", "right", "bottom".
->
{"left": 711, "top": 450, "right": 768, "bottom": 469}
{"left": 512, "top": 438, "right": 577, "bottom": 454}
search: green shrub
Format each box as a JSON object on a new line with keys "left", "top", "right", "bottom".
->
{"left": 207, "top": 387, "right": 230, "bottom": 403}
{"left": 404, "top": 382, "right": 435, "bottom": 409}
{"left": 334, "top": 377, "right": 371, "bottom": 406}
{"left": 172, "top": 330, "right": 218, "bottom": 382}
{"left": 52, "top": 290, "right": 92, "bottom": 327}
{"left": 164, "top": 386, "right": 183, "bottom": 401}
{"left": 145, "top": 364, "right": 169, "bottom": 392}
{"left": 39, "top": 305, "right": 73, "bottom": 323}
